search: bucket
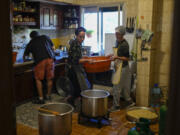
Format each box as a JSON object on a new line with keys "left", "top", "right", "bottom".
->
{"left": 12, "top": 52, "right": 17, "bottom": 64}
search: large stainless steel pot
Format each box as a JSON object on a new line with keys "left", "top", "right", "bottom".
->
{"left": 38, "top": 103, "right": 74, "bottom": 135}
{"left": 81, "top": 89, "right": 110, "bottom": 117}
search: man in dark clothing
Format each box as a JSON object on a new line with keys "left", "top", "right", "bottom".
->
{"left": 23, "top": 31, "right": 55, "bottom": 104}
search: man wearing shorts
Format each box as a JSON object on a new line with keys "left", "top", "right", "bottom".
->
{"left": 23, "top": 31, "right": 55, "bottom": 104}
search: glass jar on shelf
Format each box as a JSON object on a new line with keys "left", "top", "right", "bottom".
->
{"left": 69, "top": 20, "right": 73, "bottom": 28}
{"left": 13, "top": 3, "right": 18, "bottom": 11}
{"left": 17, "top": 3, "right": 22, "bottom": 11}
{"left": 72, "top": 8, "right": 77, "bottom": 18}
{"left": 29, "top": 17, "right": 35, "bottom": 22}
{"left": 17, "top": 15, "right": 23, "bottom": 22}
{"left": 24, "top": 16, "right": 29, "bottom": 22}
{"left": 64, "top": 20, "right": 69, "bottom": 28}
{"left": 64, "top": 9, "right": 72, "bottom": 17}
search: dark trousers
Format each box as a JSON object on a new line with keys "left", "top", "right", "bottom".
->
{"left": 68, "top": 68, "right": 81, "bottom": 98}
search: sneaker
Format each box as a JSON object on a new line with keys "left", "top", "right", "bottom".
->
{"left": 125, "top": 100, "right": 135, "bottom": 108}
{"left": 45, "top": 95, "right": 52, "bottom": 101}
{"left": 32, "top": 99, "right": 45, "bottom": 104}
{"left": 109, "top": 106, "right": 121, "bottom": 112}
{"left": 66, "top": 97, "right": 75, "bottom": 107}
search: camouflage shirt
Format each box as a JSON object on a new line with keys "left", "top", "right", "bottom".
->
{"left": 115, "top": 39, "right": 129, "bottom": 67}
{"left": 68, "top": 39, "right": 82, "bottom": 65}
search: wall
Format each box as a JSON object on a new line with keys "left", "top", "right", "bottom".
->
{"left": 136, "top": 0, "right": 174, "bottom": 106}
{"left": 12, "top": 27, "right": 74, "bottom": 62}
{"left": 152, "top": 0, "right": 174, "bottom": 103}
{"left": 136, "top": 0, "right": 154, "bottom": 106}
{"left": 76, "top": 0, "right": 138, "bottom": 17}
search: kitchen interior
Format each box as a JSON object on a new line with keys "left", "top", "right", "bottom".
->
{"left": 11, "top": 0, "right": 174, "bottom": 135}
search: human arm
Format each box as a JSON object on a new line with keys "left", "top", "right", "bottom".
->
{"left": 46, "top": 35, "right": 55, "bottom": 50}
{"left": 23, "top": 43, "right": 31, "bottom": 62}
{"left": 68, "top": 40, "right": 94, "bottom": 64}
{"left": 112, "top": 56, "right": 129, "bottom": 61}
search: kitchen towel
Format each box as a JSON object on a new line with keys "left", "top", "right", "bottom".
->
{"left": 112, "top": 47, "right": 123, "bottom": 85}
{"left": 112, "top": 60, "right": 123, "bottom": 85}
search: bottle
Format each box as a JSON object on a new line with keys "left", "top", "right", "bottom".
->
{"left": 21, "top": 0, "right": 26, "bottom": 11}
{"left": 72, "top": 8, "right": 77, "bottom": 17}
{"left": 150, "top": 83, "right": 161, "bottom": 107}
{"left": 128, "top": 130, "right": 139, "bottom": 135}
{"left": 159, "top": 105, "right": 167, "bottom": 135}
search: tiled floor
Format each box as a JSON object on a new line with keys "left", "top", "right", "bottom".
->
{"left": 17, "top": 110, "right": 158, "bottom": 135}
{"left": 16, "top": 93, "right": 65, "bottom": 128}
{"left": 16, "top": 84, "right": 112, "bottom": 128}
{"left": 16, "top": 84, "right": 158, "bottom": 135}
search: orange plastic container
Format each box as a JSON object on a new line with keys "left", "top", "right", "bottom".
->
{"left": 12, "top": 52, "right": 17, "bottom": 64}
{"left": 83, "top": 56, "right": 111, "bottom": 73}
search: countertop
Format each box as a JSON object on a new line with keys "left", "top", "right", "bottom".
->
{"left": 13, "top": 54, "right": 68, "bottom": 75}
{"left": 13, "top": 54, "right": 68, "bottom": 68}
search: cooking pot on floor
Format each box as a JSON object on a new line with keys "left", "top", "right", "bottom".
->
{"left": 81, "top": 89, "right": 110, "bottom": 117}
{"left": 38, "top": 103, "right": 74, "bottom": 135}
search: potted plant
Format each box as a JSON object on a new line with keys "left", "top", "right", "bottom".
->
{"left": 86, "top": 30, "right": 94, "bottom": 38}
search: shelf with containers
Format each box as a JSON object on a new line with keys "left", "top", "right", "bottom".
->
{"left": 62, "top": 5, "right": 80, "bottom": 29}
{"left": 12, "top": 0, "right": 39, "bottom": 27}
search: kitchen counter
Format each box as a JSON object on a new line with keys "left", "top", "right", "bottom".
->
{"left": 13, "top": 54, "right": 68, "bottom": 67}
{"left": 13, "top": 54, "right": 68, "bottom": 105}
{"left": 13, "top": 54, "right": 68, "bottom": 74}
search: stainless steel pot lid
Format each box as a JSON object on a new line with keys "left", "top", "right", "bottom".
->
{"left": 81, "top": 89, "right": 110, "bottom": 99}
{"left": 38, "top": 103, "right": 74, "bottom": 116}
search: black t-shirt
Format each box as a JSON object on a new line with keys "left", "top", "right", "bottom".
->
{"left": 24, "top": 35, "right": 55, "bottom": 65}
{"left": 115, "top": 39, "right": 129, "bottom": 67}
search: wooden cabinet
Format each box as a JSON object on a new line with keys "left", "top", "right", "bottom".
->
{"left": 13, "top": 58, "right": 66, "bottom": 105}
{"left": 63, "top": 5, "right": 80, "bottom": 29}
{"left": 12, "top": 1, "right": 63, "bottom": 30}
{"left": 14, "top": 69, "right": 34, "bottom": 104}
{"left": 40, "top": 4, "right": 63, "bottom": 29}
{"left": 53, "top": 8, "right": 63, "bottom": 29}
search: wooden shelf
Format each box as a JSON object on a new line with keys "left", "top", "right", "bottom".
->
{"left": 13, "top": 22, "right": 36, "bottom": 26}
{"left": 64, "top": 17, "right": 79, "bottom": 19}
{"left": 13, "top": 10, "right": 37, "bottom": 14}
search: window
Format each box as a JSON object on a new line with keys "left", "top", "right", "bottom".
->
{"left": 82, "top": 7, "right": 98, "bottom": 53}
{"left": 82, "top": 5, "right": 124, "bottom": 54}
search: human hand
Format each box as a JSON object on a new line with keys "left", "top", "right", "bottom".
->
{"left": 88, "top": 59, "right": 95, "bottom": 64}
{"left": 110, "top": 56, "right": 117, "bottom": 61}
{"left": 107, "top": 54, "right": 114, "bottom": 58}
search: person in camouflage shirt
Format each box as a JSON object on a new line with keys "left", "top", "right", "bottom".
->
{"left": 68, "top": 38, "right": 83, "bottom": 65}
{"left": 66, "top": 27, "right": 92, "bottom": 106}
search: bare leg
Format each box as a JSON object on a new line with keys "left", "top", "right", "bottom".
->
{"left": 36, "top": 79, "right": 43, "bottom": 98}
{"left": 47, "top": 79, "right": 53, "bottom": 96}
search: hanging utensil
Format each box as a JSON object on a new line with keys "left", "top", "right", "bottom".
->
{"left": 126, "top": 17, "right": 129, "bottom": 28}
{"left": 131, "top": 17, "right": 134, "bottom": 32}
